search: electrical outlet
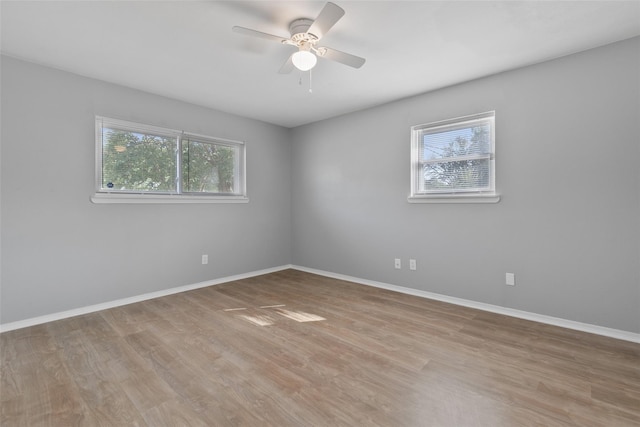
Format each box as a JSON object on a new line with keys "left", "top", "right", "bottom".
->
{"left": 394, "top": 258, "right": 401, "bottom": 269}
{"left": 506, "top": 272, "right": 515, "bottom": 286}
{"left": 409, "top": 259, "right": 417, "bottom": 271}
{"left": 202, "top": 254, "right": 208, "bottom": 265}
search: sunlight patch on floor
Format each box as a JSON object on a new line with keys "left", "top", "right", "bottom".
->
{"left": 222, "top": 304, "right": 326, "bottom": 325}
{"left": 276, "top": 309, "right": 326, "bottom": 322}
{"left": 239, "top": 315, "right": 274, "bottom": 326}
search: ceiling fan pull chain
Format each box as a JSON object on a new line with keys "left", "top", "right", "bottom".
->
{"left": 309, "top": 69, "right": 313, "bottom": 93}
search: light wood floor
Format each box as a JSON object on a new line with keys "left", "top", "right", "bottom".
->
{"left": 2, "top": 269, "right": 639, "bottom": 426}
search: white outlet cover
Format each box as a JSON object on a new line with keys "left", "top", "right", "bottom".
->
{"left": 506, "top": 273, "right": 515, "bottom": 286}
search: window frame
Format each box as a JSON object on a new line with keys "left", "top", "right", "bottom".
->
{"left": 92, "top": 116, "right": 248, "bottom": 204}
{"left": 409, "top": 111, "right": 500, "bottom": 204}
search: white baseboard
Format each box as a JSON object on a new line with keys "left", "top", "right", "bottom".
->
{"left": 0, "top": 265, "right": 292, "bottom": 333}
{"left": 291, "top": 265, "right": 640, "bottom": 344}
{"left": 3, "top": 264, "right": 639, "bottom": 344}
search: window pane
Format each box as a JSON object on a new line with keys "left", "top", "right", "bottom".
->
{"left": 421, "top": 123, "right": 491, "bottom": 162}
{"left": 421, "top": 157, "right": 490, "bottom": 192}
{"left": 182, "top": 139, "right": 238, "bottom": 194}
{"left": 102, "top": 128, "right": 176, "bottom": 192}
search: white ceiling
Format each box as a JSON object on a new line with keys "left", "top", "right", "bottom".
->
{"left": 2, "top": 1, "right": 639, "bottom": 128}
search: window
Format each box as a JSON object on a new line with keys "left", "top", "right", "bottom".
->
{"left": 93, "top": 117, "right": 247, "bottom": 203}
{"left": 409, "top": 111, "right": 499, "bottom": 203}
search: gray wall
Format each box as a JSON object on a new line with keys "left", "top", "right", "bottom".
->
{"left": 2, "top": 38, "right": 639, "bottom": 334}
{"left": 1, "top": 55, "right": 292, "bottom": 324}
{"left": 291, "top": 37, "right": 640, "bottom": 333}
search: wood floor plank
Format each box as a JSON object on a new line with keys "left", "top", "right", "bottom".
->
{"left": 2, "top": 269, "right": 639, "bottom": 426}
{"left": 1, "top": 325, "right": 97, "bottom": 427}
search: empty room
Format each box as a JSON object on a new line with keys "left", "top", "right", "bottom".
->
{"left": 1, "top": 1, "right": 639, "bottom": 426}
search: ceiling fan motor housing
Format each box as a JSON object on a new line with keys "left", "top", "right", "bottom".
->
{"left": 289, "top": 18, "right": 317, "bottom": 40}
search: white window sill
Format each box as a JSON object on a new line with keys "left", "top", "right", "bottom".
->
{"left": 91, "top": 192, "right": 249, "bottom": 204}
{"left": 408, "top": 194, "right": 500, "bottom": 204}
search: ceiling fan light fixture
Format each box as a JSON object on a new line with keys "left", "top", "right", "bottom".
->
{"left": 292, "top": 50, "right": 317, "bottom": 71}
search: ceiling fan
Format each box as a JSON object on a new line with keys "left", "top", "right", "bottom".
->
{"left": 232, "top": 2, "right": 366, "bottom": 73}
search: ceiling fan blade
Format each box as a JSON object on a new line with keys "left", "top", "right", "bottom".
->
{"left": 279, "top": 54, "right": 295, "bottom": 74}
{"left": 307, "top": 2, "right": 345, "bottom": 40}
{"left": 232, "top": 26, "right": 289, "bottom": 44}
{"left": 318, "top": 47, "right": 366, "bottom": 69}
